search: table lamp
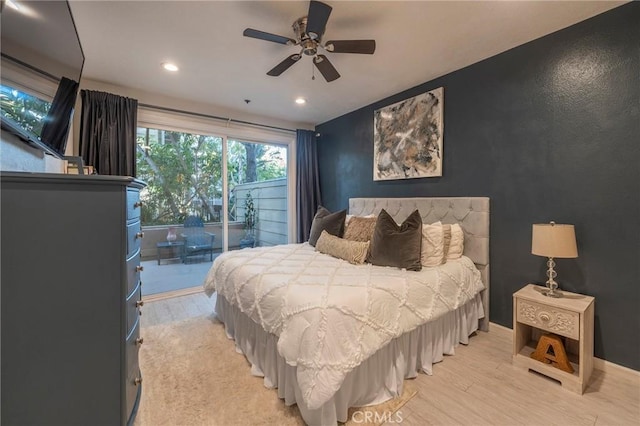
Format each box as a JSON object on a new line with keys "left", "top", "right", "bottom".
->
{"left": 531, "top": 221, "right": 578, "bottom": 298}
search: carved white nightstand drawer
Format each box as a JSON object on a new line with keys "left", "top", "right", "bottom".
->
{"left": 517, "top": 299, "right": 579, "bottom": 340}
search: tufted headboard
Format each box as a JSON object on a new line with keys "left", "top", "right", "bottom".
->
{"left": 349, "top": 197, "right": 490, "bottom": 331}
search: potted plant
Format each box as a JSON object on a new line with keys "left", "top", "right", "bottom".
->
{"left": 239, "top": 190, "right": 257, "bottom": 248}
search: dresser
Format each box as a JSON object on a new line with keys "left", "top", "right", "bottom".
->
{"left": 1, "top": 172, "right": 146, "bottom": 425}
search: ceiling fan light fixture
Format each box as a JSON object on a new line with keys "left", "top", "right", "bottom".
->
{"left": 242, "top": 0, "right": 373, "bottom": 83}
{"left": 302, "top": 40, "right": 318, "bottom": 56}
{"left": 162, "top": 62, "right": 179, "bottom": 72}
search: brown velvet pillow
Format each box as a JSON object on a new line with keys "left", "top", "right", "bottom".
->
{"left": 367, "top": 209, "right": 422, "bottom": 271}
{"left": 308, "top": 206, "right": 347, "bottom": 247}
{"left": 344, "top": 216, "right": 377, "bottom": 242}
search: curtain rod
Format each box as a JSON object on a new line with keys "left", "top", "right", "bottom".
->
{"left": 1, "top": 53, "right": 59, "bottom": 82}
{"left": 138, "top": 103, "right": 297, "bottom": 134}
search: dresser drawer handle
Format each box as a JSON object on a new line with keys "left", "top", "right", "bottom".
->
{"left": 136, "top": 300, "right": 144, "bottom": 308}
{"left": 136, "top": 265, "right": 144, "bottom": 272}
{"left": 134, "top": 377, "right": 142, "bottom": 386}
{"left": 135, "top": 337, "right": 144, "bottom": 346}
{"left": 135, "top": 232, "right": 145, "bottom": 239}
{"left": 134, "top": 201, "right": 143, "bottom": 208}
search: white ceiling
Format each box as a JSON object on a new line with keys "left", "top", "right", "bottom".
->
{"left": 69, "top": 1, "right": 624, "bottom": 128}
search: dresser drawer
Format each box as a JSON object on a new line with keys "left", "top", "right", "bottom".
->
{"left": 126, "top": 189, "right": 141, "bottom": 221}
{"left": 126, "top": 253, "right": 142, "bottom": 297}
{"left": 126, "top": 281, "right": 142, "bottom": 336}
{"left": 126, "top": 221, "right": 142, "bottom": 259}
{"left": 125, "top": 320, "right": 142, "bottom": 422}
{"left": 517, "top": 298, "right": 579, "bottom": 340}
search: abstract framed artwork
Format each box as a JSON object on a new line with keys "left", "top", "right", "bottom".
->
{"left": 373, "top": 87, "right": 444, "bottom": 181}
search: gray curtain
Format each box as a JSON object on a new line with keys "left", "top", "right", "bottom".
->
{"left": 296, "top": 129, "right": 322, "bottom": 242}
{"left": 40, "top": 77, "right": 79, "bottom": 155}
{"left": 79, "top": 90, "right": 138, "bottom": 176}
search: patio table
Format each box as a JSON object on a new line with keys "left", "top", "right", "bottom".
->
{"left": 156, "top": 241, "right": 185, "bottom": 265}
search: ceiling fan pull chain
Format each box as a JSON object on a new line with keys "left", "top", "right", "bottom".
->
{"left": 312, "top": 59, "right": 315, "bottom": 80}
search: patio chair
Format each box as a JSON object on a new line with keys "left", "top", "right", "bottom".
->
{"left": 181, "top": 216, "right": 215, "bottom": 263}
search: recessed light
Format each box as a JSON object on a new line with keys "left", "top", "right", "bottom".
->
{"left": 162, "top": 62, "right": 179, "bottom": 72}
{"left": 295, "top": 97, "right": 306, "bottom": 105}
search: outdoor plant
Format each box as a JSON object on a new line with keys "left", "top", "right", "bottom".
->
{"left": 244, "top": 190, "right": 257, "bottom": 238}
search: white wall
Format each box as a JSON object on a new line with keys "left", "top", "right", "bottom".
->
{"left": 0, "top": 131, "right": 66, "bottom": 173}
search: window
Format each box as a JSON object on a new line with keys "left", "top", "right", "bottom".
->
{"left": 0, "top": 85, "right": 51, "bottom": 138}
{"left": 135, "top": 121, "right": 295, "bottom": 251}
{"left": 227, "top": 139, "right": 288, "bottom": 250}
{"left": 0, "top": 57, "right": 58, "bottom": 138}
{"left": 136, "top": 127, "right": 223, "bottom": 225}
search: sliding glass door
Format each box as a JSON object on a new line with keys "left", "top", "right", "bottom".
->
{"left": 227, "top": 139, "right": 288, "bottom": 252}
{"left": 136, "top": 126, "right": 224, "bottom": 295}
{"left": 134, "top": 124, "right": 291, "bottom": 296}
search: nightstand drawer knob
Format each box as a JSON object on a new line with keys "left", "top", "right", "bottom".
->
{"left": 539, "top": 313, "right": 550, "bottom": 322}
{"left": 136, "top": 300, "right": 144, "bottom": 308}
{"left": 136, "top": 265, "right": 144, "bottom": 272}
{"left": 135, "top": 337, "right": 144, "bottom": 346}
{"left": 134, "top": 377, "right": 142, "bottom": 386}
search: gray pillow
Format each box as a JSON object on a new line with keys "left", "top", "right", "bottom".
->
{"left": 308, "top": 206, "right": 347, "bottom": 247}
{"left": 367, "top": 209, "right": 422, "bottom": 271}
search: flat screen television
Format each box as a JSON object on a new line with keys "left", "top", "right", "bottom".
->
{"left": 1, "top": 0, "right": 84, "bottom": 159}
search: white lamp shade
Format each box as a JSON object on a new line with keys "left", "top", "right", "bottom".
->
{"left": 531, "top": 223, "right": 578, "bottom": 258}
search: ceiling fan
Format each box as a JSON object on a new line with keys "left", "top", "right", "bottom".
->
{"left": 243, "top": 0, "right": 376, "bottom": 82}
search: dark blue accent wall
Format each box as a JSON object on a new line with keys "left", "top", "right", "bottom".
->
{"left": 316, "top": 3, "right": 639, "bottom": 370}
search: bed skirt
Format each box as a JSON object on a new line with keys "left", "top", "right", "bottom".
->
{"left": 215, "top": 293, "right": 484, "bottom": 426}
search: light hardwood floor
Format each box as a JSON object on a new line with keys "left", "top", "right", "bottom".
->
{"left": 141, "top": 292, "right": 640, "bottom": 426}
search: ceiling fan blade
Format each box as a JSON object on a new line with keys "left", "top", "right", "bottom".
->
{"left": 267, "top": 54, "right": 301, "bottom": 76}
{"left": 325, "top": 40, "right": 376, "bottom": 54}
{"left": 306, "top": 1, "right": 332, "bottom": 40}
{"left": 313, "top": 55, "right": 340, "bottom": 82}
{"left": 243, "top": 28, "right": 295, "bottom": 45}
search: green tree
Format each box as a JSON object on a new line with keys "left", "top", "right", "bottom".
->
{"left": 136, "top": 129, "right": 286, "bottom": 226}
{"left": 0, "top": 84, "right": 51, "bottom": 137}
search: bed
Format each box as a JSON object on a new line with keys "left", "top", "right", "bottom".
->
{"left": 204, "top": 197, "right": 490, "bottom": 425}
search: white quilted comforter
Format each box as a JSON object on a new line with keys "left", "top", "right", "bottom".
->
{"left": 204, "top": 243, "right": 484, "bottom": 410}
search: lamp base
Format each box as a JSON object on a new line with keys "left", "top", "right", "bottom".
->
{"left": 541, "top": 288, "right": 563, "bottom": 298}
{"left": 543, "top": 257, "right": 562, "bottom": 298}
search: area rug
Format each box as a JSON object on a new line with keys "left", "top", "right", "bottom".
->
{"left": 134, "top": 315, "right": 417, "bottom": 426}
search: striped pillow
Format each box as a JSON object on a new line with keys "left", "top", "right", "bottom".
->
{"left": 344, "top": 216, "right": 377, "bottom": 242}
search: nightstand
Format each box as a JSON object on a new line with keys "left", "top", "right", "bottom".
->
{"left": 513, "top": 284, "right": 595, "bottom": 394}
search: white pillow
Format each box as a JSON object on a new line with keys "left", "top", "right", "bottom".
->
{"left": 421, "top": 221, "right": 444, "bottom": 267}
{"left": 447, "top": 223, "right": 464, "bottom": 260}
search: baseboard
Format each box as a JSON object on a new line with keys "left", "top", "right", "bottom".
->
{"left": 489, "top": 322, "right": 640, "bottom": 377}
{"left": 489, "top": 322, "right": 511, "bottom": 333}
{"left": 592, "top": 357, "right": 640, "bottom": 377}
